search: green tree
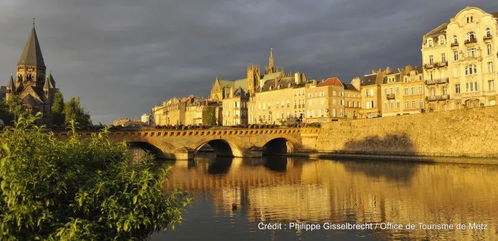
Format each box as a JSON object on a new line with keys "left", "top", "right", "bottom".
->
{"left": 202, "top": 106, "right": 217, "bottom": 126}
{"left": 0, "top": 115, "right": 190, "bottom": 240}
{"left": 0, "top": 95, "right": 27, "bottom": 126}
{"left": 64, "top": 97, "right": 92, "bottom": 129}
{"left": 51, "top": 91, "right": 65, "bottom": 127}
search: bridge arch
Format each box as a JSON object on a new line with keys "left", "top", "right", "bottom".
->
{"left": 194, "top": 139, "right": 243, "bottom": 158}
{"left": 127, "top": 141, "right": 165, "bottom": 159}
{"left": 262, "top": 137, "right": 295, "bottom": 156}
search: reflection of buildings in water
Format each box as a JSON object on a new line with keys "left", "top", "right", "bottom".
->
{"left": 163, "top": 158, "right": 498, "bottom": 241}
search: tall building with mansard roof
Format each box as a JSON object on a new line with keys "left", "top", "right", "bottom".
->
{"left": 1, "top": 23, "right": 59, "bottom": 124}
{"left": 421, "top": 6, "right": 498, "bottom": 111}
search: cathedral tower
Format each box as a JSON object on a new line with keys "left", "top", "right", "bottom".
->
{"left": 265, "top": 48, "right": 277, "bottom": 74}
{"left": 246, "top": 64, "right": 260, "bottom": 95}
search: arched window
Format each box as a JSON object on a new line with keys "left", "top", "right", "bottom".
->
{"left": 427, "top": 38, "right": 433, "bottom": 47}
{"left": 467, "top": 32, "right": 476, "bottom": 41}
{"left": 452, "top": 35, "right": 458, "bottom": 44}
{"left": 486, "top": 28, "right": 491, "bottom": 37}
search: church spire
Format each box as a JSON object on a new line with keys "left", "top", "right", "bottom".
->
{"left": 17, "top": 22, "right": 45, "bottom": 67}
{"left": 266, "top": 48, "right": 276, "bottom": 74}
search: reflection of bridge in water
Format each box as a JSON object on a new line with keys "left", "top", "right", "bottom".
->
{"left": 163, "top": 157, "right": 498, "bottom": 241}
{"left": 164, "top": 157, "right": 310, "bottom": 190}
{"left": 59, "top": 127, "right": 320, "bottom": 159}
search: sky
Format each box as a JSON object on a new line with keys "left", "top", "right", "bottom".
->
{"left": 0, "top": 0, "right": 497, "bottom": 123}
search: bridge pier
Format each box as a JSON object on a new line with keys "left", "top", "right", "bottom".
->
{"left": 173, "top": 147, "right": 194, "bottom": 160}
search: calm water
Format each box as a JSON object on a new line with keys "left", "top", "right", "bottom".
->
{"left": 150, "top": 155, "right": 498, "bottom": 241}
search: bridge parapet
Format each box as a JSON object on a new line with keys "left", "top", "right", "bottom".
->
{"left": 56, "top": 127, "right": 320, "bottom": 160}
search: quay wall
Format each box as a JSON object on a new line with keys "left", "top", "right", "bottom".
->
{"left": 308, "top": 106, "right": 498, "bottom": 158}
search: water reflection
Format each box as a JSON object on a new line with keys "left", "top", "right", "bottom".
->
{"left": 154, "top": 156, "right": 498, "bottom": 241}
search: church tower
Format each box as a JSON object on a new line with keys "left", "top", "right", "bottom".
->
{"left": 6, "top": 21, "right": 58, "bottom": 124}
{"left": 246, "top": 64, "right": 260, "bottom": 95}
{"left": 265, "top": 48, "right": 277, "bottom": 74}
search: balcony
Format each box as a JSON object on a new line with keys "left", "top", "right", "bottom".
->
{"left": 386, "top": 93, "right": 395, "bottom": 99}
{"left": 425, "top": 78, "right": 448, "bottom": 85}
{"left": 436, "top": 61, "right": 448, "bottom": 68}
{"left": 426, "top": 94, "right": 450, "bottom": 102}
{"left": 484, "top": 35, "right": 492, "bottom": 41}
{"left": 424, "top": 63, "right": 434, "bottom": 69}
{"left": 464, "top": 38, "right": 477, "bottom": 45}
{"left": 451, "top": 42, "right": 459, "bottom": 47}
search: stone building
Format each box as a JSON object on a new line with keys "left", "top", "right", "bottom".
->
{"left": 1, "top": 24, "right": 58, "bottom": 124}
{"left": 355, "top": 68, "right": 387, "bottom": 118}
{"left": 222, "top": 87, "right": 248, "bottom": 126}
{"left": 209, "top": 49, "right": 308, "bottom": 125}
{"left": 343, "top": 82, "right": 361, "bottom": 119}
{"left": 422, "top": 6, "right": 498, "bottom": 111}
{"left": 305, "top": 77, "right": 345, "bottom": 123}
{"left": 380, "top": 66, "right": 425, "bottom": 117}
{"left": 152, "top": 96, "right": 221, "bottom": 126}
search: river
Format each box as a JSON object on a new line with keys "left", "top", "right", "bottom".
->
{"left": 150, "top": 155, "right": 498, "bottom": 241}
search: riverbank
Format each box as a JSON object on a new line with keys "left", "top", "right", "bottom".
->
{"left": 289, "top": 152, "right": 498, "bottom": 165}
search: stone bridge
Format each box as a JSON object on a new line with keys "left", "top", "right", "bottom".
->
{"left": 59, "top": 127, "right": 320, "bottom": 159}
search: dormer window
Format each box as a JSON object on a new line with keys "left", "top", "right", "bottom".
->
{"left": 427, "top": 38, "right": 433, "bottom": 47}
{"left": 439, "top": 36, "right": 446, "bottom": 45}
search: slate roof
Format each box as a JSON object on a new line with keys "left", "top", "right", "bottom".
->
{"left": 343, "top": 83, "right": 358, "bottom": 91}
{"left": 361, "top": 74, "right": 377, "bottom": 86}
{"left": 18, "top": 26, "right": 45, "bottom": 67}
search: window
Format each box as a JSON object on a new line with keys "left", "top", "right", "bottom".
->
{"left": 487, "top": 44, "right": 492, "bottom": 56}
{"left": 489, "top": 80, "right": 495, "bottom": 92}
{"left": 429, "top": 55, "right": 434, "bottom": 64}
{"left": 427, "top": 39, "right": 433, "bottom": 47}
{"left": 455, "top": 84, "right": 461, "bottom": 94}
{"left": 465, "top": 64, "right": 478, "bottom": 75}
{"left": 468, "top": 48, "right": 477, "bottom": 57}
{"left": 404, "top": 88, "right": 409, "bottom": 96}
{"left": 412, "top": 101, "right": 416, "bottom": 109}
{"left": 467, "top": 32, "right": 476, "bottom": 41}
{"left": 452, "top": 35, "right": 458, "bottom": 44}
{"left": 443, "top": 86, "right": 448, "bottom": 95}
{"left": 488, "top": 62, "right": 494, "bottom": 73}
{"left": 411, "top": 87, "right": 416, "bottom": 95}
{"left": 419, "top": 86, "right": 424, "bottom": 95}
{"left": 474, "top": 82, "right": 478, "bottom": 91}
{"left": 441, "top": 53, "right": 446, "bottom": 62}
{"left": 454, "top": 51, "right": 459, "bottom": 61}
{"left": 486, "top": 27, "right": 491, "bottom": 37}
{"left": 467, "top": 16, "right": 474, "bottom": 23}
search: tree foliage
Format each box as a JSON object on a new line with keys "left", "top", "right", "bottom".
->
{"left": 0, "top": 115, "right": 190, "bottom": 240}
{"left": 202, "top": 106, "right": 217, "bottom": 126}
{"left": 51, "top": 91, "right": 65, "bottom": 127}
{"left": 0, "top": 96, "right": 27, "bottom": 127}
{"left": 64, "top": 97, "right": 92, "bottom": 129}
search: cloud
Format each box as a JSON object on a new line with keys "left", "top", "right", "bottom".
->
{"left": 0, "top": 0, "right": 496, "bottom": 123}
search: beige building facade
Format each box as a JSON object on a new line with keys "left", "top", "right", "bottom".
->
{"left": 422, "top": 6, "right": 498, "bottom": 111}
{"left": 152, "top": 96, "right": 220, "bottom": 126}
{"left": 381, "top": 66, "right": 425, "bottom": 117}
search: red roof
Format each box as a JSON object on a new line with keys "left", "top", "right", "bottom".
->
{"left": 318, "top": 77, "right": 343, "bottom": 87}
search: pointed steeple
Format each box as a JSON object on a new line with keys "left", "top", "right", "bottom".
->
{"left": 7, "top": 75, "right": 15, "bottom": 91}
{"left": 17, "top": 22, "right": 45, "bottom": 67}
{"left": 266, "top": 48, "right": 276, "bottom": 74}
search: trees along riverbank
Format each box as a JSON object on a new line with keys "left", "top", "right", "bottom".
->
{"left": 0, "top": 115, "right": 191, "bottom": 240}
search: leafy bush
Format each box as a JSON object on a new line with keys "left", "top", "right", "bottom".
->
{"left": 0, "top": 115, "right": 190, "bottom": 240}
